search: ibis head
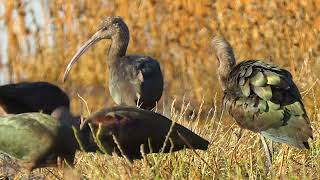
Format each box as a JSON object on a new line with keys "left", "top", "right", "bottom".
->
{"left": 63, "top": 16, "right": 129, "bottom": 81}
{"left": 211, "top": 36, "right": 236, "bottom": 91}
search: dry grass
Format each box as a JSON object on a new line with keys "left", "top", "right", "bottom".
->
{"left": 1, "top": 100, "right": 319, "bottom": 179}
{"left": 0, "top": 0, "right": 320, "bottom": 179}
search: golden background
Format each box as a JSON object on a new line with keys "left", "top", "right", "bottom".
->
{"left": 1, "top": 1, "right": 320, "bottom": 178}
{"left": 4, "top": 0, "right": 320, "bottom": 115}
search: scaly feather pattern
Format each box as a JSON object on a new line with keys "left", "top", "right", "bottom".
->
{"left": 223, "top": 60, "right": 313, "bottom": 149}
{"left": 212, "top": 36, "right": 312, "bottom": 149}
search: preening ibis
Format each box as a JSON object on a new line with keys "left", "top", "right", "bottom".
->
{"left": 80, "top": 106, "right": 209, "bottom": 160}
{"left": 212, "top": 36, "right": 313, "bottom": 167}
{"left": 0, "top": 107, "right": 79, "bottom": 172}
{"left": 0, "top": 82, "right": 69, "bottom": 114}
{"left": 63, "top": 16, "right": 163, "bottom": 110}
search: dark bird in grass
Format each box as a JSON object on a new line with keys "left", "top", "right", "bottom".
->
{"left": 0, "top": 82, "right": 69, "bottom": 114}
{"left": 63, "top": 16, "right": 163, "bottom": 110}
{"left": 212, "top": 36, "right": 313, "bottom": 167}
{"left": 80, "top": 106, "right": 209, "bottom": 160}
{"left": 0, "top": 107, "right": 79, "bottom": 172}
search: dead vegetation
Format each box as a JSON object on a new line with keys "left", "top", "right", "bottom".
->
{"left": 0, "top": 0, "right": 319, "bottom": 179}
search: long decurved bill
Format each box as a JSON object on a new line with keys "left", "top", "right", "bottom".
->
{"left": 63, "top": 30, "right": 103, "bottom": 82}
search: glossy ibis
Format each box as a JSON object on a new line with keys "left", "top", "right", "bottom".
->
{"left": 0, "top": 82, "right": 69, "bottom": 114}
{"left": 0, "top": 107, "right": 79, "bottom": 172}
{"left": 80, "top": 106, "right": 209, "bottom": 160}
{"left": 212, "top": 36, "right": 313, "bottom": 167}
{"left": 63, "top": 16, "right": 163, "bottom": 110}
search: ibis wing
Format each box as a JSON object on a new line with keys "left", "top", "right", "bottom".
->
{"left": 135, "top": 57, "right": 164, "bottom": 109}
{"left": 82, "top": 106, "right": 208, "bottom": 158}
{"left": 117, "top": 56, "right": 163, "bottom": 109}
{"left": 225, "top": 60, "right": 312, "bottom": 148}
{"left": 0, "top": 114, "right": 56, "bottom": 162}
{"left": 0, "top": 82, "right": 69, "bottom": 114}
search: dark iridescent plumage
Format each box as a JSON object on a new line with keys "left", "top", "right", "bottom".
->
{"left": 0, "top": 82, "right": 69, "bottom": 114}
{"left": 80, "top": 106, "right": 209, "bottom": 160}
{"left": 63, "top": 16, "right": 163, "bottom": 110}
{"left": 212, "top": 36, "right": 313, "bottom": 149}
{"left": 0, "top": 107, "right": 78, "bottom": 171}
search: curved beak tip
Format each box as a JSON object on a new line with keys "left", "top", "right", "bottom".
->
{"left": 62, "top": 73, "right": 68, "bottom": 82}
{"left": 61, "top": 30, "right": 102, "bottom": 84}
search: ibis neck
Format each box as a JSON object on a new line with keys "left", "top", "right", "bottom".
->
{"left": 107, "top": 33, "right": 129, "bottom": 66}
{"left": 212, "top": 36, "right": 236, "bottom": 91}
{"left": 216, "top": 49, "right": 236, "bottom": 91}
{"left": 218, "top": 60, "right": 235, "bottom": 91}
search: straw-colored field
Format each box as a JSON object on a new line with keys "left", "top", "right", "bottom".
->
{"left": 0, "top": 0, "right": 320, "bottom": 179}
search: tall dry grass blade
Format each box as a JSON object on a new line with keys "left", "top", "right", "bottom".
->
{"left": 301, "top": 79, "right": 319, "bottom": 98}
{"left": 211, "top": 102, "right": 225, "bottom": 143}
{"left": 278, "top": 146, "right": 289, "bottom": 178}
{"left": 111, "top": 135, "right": 133, "bottom": 166}
{"left": 140, "top": 144, "right": 151, "bottom": 169}
{"left": 77, "top": 93, "right": 91, "bottom": 116}
{"left": 260, "top": 135, "right": 272, "bottom": 173}
{"left": 160, "top": 119, "right": 176, "bottom": 154}
{"left": 72, "top": 126, "right": 86, "bottom": 152}
{"left": 249, "top": 148, "right": 253, "bottom": 179}
{"left": 44, "top": 168, "right": 61, "bottom": 180}
{"left": 86, "top": 123, "right": 106, "bottom": 154}
{"left": 176, "top": 132, "right": 217, "bottom": 176}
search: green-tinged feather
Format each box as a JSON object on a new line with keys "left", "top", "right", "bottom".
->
{"left": 239, "top": 77, "right": 246, "bottom": 86}
{"left": 261, "top": 115, "right": 312, "bottom": 149}
{"left": 258, "top": 100, "right": 267, "bottom": 112}
{"left": 244, "top": 109, "right": 255, "bottom": 121}
{"left": 240, "top": 80, "right": 250, "bottom": 97}
{"left": 252, "top": 86, "right": 272, "bottom": 101}
{"left": 247, "top": 100, "right": 258, "bottom": 113}
{"left": 264, "top": 71, "right": 281, "bottom": 85}
{"left": 245, "top": 113, "right": 254, "bottom": 121}
{"left": 267, "top": 101, "right": 281, "bottom": 110}
{"left": 261, "top": 130, "right": 304, "bottom": 149}
{"left": 239, "top": 69, "right": 246, "bottom": 77}
{"left": 258, "top": 109, "right": 284, "bottom": 126}
{"left": 285, "top": 101, "right": 305, "bottom": 115}
{"left": 245, "top": 66, "right": 253, "bottom": 77}
{"left": 235, "top": 97, "right": 246, "bottom": 107}
{"left": 250, "top": 71, "right": 267, "bottom": 86}
{"left": 0, "top": 113, "right": 59, "bottom": 164}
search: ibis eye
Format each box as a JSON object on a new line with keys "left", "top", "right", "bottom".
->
{"left": 101, "top": 26, "right": 108, "bottom": 31}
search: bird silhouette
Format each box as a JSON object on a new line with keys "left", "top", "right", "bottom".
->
{"left": 0, "top": 82, "right": 69, "bottom": 114}
{"left": 80, "top": 106, "right": 209, "bottom": 160}
{"left": 0, "top": 107, "right": 79, "bottom": 172}
{"left": 212, "top": 36, "right": 313, "bottom": 168}
{"left": 63, "top": 16, "right": 163, "bottom": 110}
{"left": 212, "top": 36, "right": 313, "bottom": 148}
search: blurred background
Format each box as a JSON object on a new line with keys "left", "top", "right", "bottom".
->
{"left": 0, "top": 0, "right": 319, "bottom": 117}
